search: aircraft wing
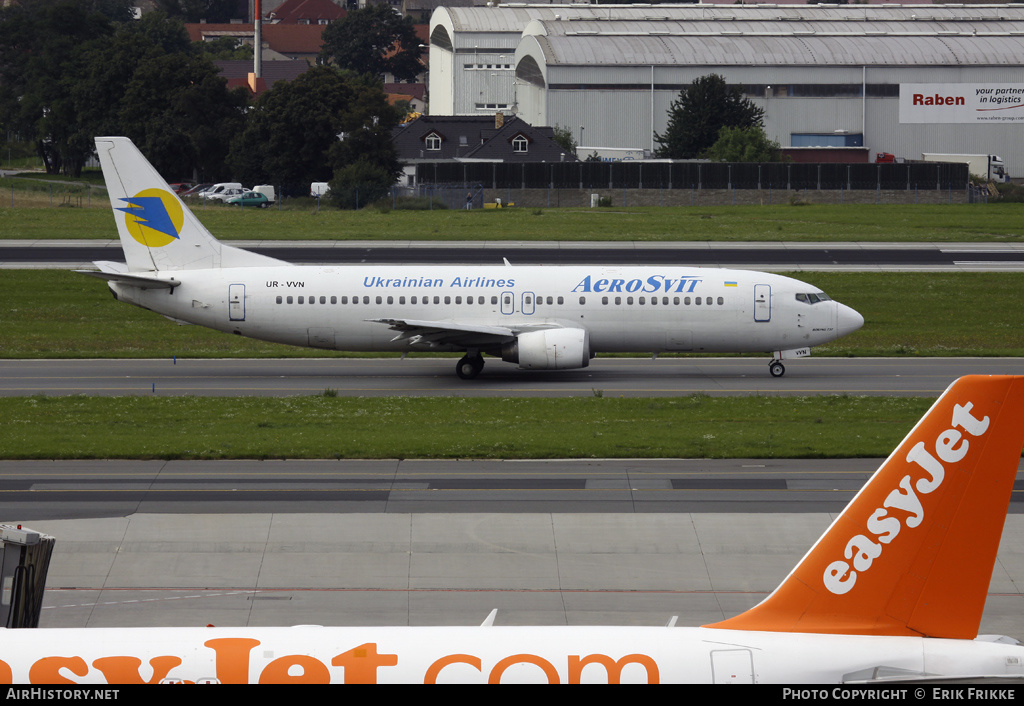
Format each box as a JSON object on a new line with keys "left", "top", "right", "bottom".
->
{"left": 75, "top": 261, "right": 180, "bottom": 290}
{"left": 368, "top": 317, "right": 538, "bottom": 348}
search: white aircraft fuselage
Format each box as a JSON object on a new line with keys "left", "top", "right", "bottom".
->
{"left": 111, "top": 265, "right": 861, "bottom": 362}
{"left": 3, "top": 625, "right": 1022, "bottom": 684}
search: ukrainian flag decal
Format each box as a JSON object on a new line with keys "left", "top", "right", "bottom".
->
{"left": 117, "top": 189, "right": 183, "bottom": 248}
{"left": 724, "top": 281, "right": 738, "bottom": 287}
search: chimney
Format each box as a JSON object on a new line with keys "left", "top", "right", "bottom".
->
{"left": 495, "top": 112, "right": 504, "bottom": 129}
{"left": 254, "top": 0, "right": 262, "bottom": 79}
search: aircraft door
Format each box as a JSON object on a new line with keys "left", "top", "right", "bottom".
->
{"left": 501, "top": 291, "right": 515, "bottom": 315}
{"left": 711, "top": 649, "right": 754, "bottom": 684}
{"left": 228, "top": 284, "right": 245, "bottom": 321}
{"left": 522, "top": 291, "right": 536, "bottom": 316}
{"left": 754, "top": 284, "right": 771, "bottom": 323}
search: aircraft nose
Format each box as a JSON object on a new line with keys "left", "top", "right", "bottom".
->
{"left": 835, "top": 303, "right": 864, "bottom": 338}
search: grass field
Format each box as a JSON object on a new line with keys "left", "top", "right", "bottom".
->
{"left": 2, "top": 198, "right": 1024, "bottom": 242}
{"left": 0, "top": 394, "right": 931, "bottom": 460}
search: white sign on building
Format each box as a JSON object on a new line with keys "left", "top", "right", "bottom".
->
{"left": 900, "top": 84, "right": 1024, "bottom": 124}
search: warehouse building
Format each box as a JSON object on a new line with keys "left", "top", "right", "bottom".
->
{"left": 429, "top": 4, "right": 1024, "bottom": 173}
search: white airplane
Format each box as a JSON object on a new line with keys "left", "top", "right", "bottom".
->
{"left": 3, "top": 374, "right": 1023, "bottom": 683}
{"left": 79, "top": 137, "right": 863, "bottom": 379}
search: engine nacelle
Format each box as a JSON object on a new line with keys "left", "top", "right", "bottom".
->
{"left": 501, "top": 328, "right": 591, "bottom": 370}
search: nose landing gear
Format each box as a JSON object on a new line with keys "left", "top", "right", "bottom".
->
{"left": 769, "top": 360, "right": 786, "bottom": 378}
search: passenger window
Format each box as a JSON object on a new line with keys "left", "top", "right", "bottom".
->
{"left": 615, "top": 297, "right": 621, "bottom": 305}
{"left": 320, "top": 296, "right": 326, "bottom": 304}
{"left": 579, "top": 296, "right": 586, "bottom": 305}
{"left": 639, "top": 297, "right": 646, "bottom": 305}
{"left": 684, "top": 297, "right": 690, "bottom": 305}
{"left": 492, "top": 296, "right": 498, "bottom": 305}
{"left": 276, "top": 296, "right": 282, "bottom": 304}
{"left": 287, "top": 296, "right": 293, "bottom": 304}
{"left": 363, "top": 296, "right": 369, "bottom": 304}
{"left": 717, "top": 297, "right": 724, "bottom": 305}
{"left": 444, "top": 296, "right": 451, "bottom": 304}
{"left": 602, "top": 296, "right": 608, "bottom": 305}
{"left": 557, "top": 297, "right": 564, "bottom": 305}
{"left": 455, "top": 296, "right": 462, "bottom": 304}
{"left": 673, "top": 297, "right": 679, "bottom": 305}
{"left": 298, "top": 296, "right": 304, "bottom": 304}
{"left": 331, "top": 296, "right": 337, "bottom": 304}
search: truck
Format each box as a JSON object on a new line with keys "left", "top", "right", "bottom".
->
{"left": 920, "top": 153, "right": 1009, "bottom": 183}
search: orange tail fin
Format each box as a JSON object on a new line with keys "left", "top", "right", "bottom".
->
{"left": 706, "top": 375, "right": 1024, "bottom": 638}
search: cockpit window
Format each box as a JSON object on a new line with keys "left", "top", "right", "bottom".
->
{"left": 796, "top": 292, "right": 832, "bottom": 305}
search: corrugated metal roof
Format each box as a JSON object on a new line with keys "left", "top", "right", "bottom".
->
{"left": 434, "top": 4, "right": 1024, "bottom": 36}
{"left": 525, "top": 18, "right": 1024, "bottom": 38}
{"left": 524, "top": 33, "right": 1024, "bottom": 67}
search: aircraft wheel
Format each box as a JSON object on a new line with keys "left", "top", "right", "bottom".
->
{"left": 769, "top": 361, "right": 786, "bottom": 378}
{"left": 456, "top": 355, "right": 484, "bottom": 380}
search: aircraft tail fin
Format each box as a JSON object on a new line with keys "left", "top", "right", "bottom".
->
{"left": 94, "top": 137, "right": 286, "bottom": 272}
{"left": 706, "top": 375, "right": 1024, "bottom": 638}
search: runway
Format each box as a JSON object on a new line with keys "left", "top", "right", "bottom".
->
{"left": 3, "top": 356, "right": 1024, "bottom": 397}
{"left": 6, "top": 239, "right": 1024, "bottom": 271}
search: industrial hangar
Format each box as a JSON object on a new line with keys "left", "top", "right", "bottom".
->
{"left": 428, "top": 4, "right": 1024, "bottom": 172}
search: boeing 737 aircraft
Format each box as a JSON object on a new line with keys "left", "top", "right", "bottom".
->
{"left": 2, "top": 375, "right": 1023, "bottom": 683}
{"left": 80, "top": 137, "right": 863, "bottom": 379}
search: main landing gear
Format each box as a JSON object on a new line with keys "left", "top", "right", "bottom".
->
{"left": 769, "top": 359, "right": 786, "bottom": 378}
{"left": 456, "top": 353, "right": 485, "bottom": 380}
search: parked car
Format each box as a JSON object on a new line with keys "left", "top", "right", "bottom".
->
{"left": 169, "top": 182, "right": 195, "bottom": 194}
{"left": 180, "top": 183, "right": 212, "bottom": 198}
{"left": 226, "top": 191, "right": 271, "bottom": 208}
{"left": 204, "top": 187, "right": 245, "bottom": 203}
{"left": 310, "top": 182, "right": 330, "bottom": 198}
{"left": 200, "top": 182, "right": 243, "bottom": 201}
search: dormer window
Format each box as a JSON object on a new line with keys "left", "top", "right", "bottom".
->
{"left": 425, "top": 132, "right": 442, "bottom": 150}
{"left": 512, "top": 135, "right": 528, "bottom": 153}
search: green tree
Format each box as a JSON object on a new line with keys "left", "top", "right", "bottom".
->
{"left": 703, "top": 125, "right": 784, "bottom": 162}
{"left": 229, "top": 67, "right": 401, "bottom": 198}
{"left": 153, "top": 0, "right": 241, "bottom": 24}
{"left": 70, "top": 13, "right": 248, "bottom": 180}
{"left": 654, "top": 74, "right": 764, "bottom": 159}
{"left": 551, "top": 124, "right": 578, "bottom": 157}
{"left": 318, "top": 4, "right": 423, "bottom": 83}
{"left": 0, "top": 0, "right": 130, "bottom": 174}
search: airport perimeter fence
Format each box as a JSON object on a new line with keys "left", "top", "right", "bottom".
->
{"left": 2, "top": 159, "right": 974, "bottom": 210}
{"left": 414, "top": 160, "right": 973, "bottom": 209}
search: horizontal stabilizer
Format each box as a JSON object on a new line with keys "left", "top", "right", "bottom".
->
{"left": 76, "top": 269, "right": 180, "bottom": 290}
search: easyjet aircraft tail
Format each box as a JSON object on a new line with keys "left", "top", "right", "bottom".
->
{"left": 93, "top": 137, "right": 285, "bottom": 273}
{"left": 708, "top": 374, "right": 1024, "bottom": 639}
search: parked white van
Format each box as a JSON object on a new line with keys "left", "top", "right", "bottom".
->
{"left": 202, "top": 182, "right": 243, "bottom": 201}
{"left": 253, "top": 184, "right": 276, "bottom": 203}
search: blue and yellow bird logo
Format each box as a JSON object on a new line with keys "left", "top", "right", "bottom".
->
{"left": 116, "top": 189, "right": 183, "bottom": 247}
